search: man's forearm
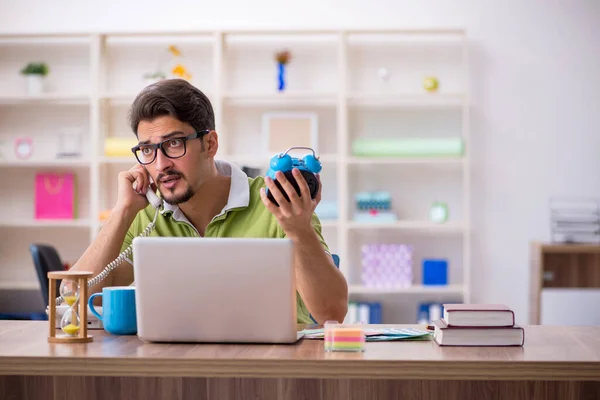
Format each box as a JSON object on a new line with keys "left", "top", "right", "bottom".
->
{"left": 291, "top": 228, "right": 348, "bottom": 324}
{"left": 70, "top": 207, "right": 137, "bottom": 296}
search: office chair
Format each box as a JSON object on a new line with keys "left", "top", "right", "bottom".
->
{"left": 29, "top": 244, "right": 65, "bottom": 308}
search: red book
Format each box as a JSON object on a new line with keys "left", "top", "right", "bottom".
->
{"left": 443, "top": 304, "right": 515, "bottom": 327}
{"left": 433, "top": 319, "right": 525, "bottom": 347}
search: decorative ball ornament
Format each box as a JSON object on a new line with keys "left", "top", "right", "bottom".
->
{"left": 378, "top": 67, "right": 390, "bottom": 81}
{"left": 423, "top": 76, "right": 439, "bottom": 92}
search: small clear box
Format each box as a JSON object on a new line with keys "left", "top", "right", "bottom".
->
{"left": 324, "top": 321, "right": 366, "bottom": 352}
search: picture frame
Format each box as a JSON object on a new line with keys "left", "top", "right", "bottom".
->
{"left": 261, "top": 112, "right": 318, "bottom": 157}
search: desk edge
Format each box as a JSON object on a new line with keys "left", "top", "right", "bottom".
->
{"left": 1, "top": 358, "right": 599, "bottom": 381}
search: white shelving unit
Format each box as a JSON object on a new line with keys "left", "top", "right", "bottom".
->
{"left": 0, "top": 29, "right": 470, "bottom": 322}
{"left": 349, "top": 284, "right": 464, "bottom": 295}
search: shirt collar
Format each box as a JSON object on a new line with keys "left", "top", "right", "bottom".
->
{"left": 160, "top": 159, "right": 250, "bottom": 220}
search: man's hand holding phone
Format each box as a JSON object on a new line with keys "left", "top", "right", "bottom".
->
{"left": 114, "top": 165, "right": 157, "bottom": 214}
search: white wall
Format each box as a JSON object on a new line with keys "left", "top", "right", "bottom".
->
{"left": 2, "top": 0, "right": 599, "bottom": 325}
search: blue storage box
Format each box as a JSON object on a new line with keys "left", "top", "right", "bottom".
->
{"left": 422, "top": 259, "right": 448, "bottom": 285}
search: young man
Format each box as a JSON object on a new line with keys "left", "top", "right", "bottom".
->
{"left": 72, "top": 79, "right": 348, "bottom": 324}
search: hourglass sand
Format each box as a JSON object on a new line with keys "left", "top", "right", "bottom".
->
{"left": 47, "top": 271, "right": 93, "bottom": 343}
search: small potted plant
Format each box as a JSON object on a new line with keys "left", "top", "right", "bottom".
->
{"left": 142, "top": 71, "right": 166, "bottom": 86}
{"left": 20, "top": 62, "right": 49, "bottom": 95}
{"left": 142, "top": 45, "right": 191, "bottom": 87}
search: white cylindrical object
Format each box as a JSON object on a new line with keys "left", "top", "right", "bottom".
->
{"left": 26, "top": 75, "right": 44, "bottom": 95}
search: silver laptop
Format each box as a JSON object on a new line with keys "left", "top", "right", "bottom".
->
{"left": 131, "top": 237, "right": 303, "bottom": 344}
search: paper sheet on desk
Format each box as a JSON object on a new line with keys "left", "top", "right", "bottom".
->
{"left": 300, "top": 327, "right": 432, "bottom": 341}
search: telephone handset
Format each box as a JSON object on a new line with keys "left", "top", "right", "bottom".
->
{"left": 54, "top": 185, "right": 162, "bottom": 306}
{"left": 144, "top": 185, "right": 162, "bottom": 209}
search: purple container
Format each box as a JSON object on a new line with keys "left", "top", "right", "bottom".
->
{"left": 361, "top": 244, "right": 413, "bottom": 288}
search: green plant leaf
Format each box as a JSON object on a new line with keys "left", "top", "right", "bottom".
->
{"left": 20, "top": 62, "right": 49, "bottom": 76}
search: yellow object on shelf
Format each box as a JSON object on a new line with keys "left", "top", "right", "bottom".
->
{"left": 423, "top": 76, "right": 439, "bottom": 92}
{"left": 104, "top": 137, "right": 138, "bottom": 157}
{"left": 169, "top": 45, "right": 182, "bottom": 57}
{"left": 172, "top": 64, "right": 191, "bottom": 81}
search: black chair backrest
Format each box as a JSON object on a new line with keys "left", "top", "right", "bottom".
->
{"left": 29, "top": 244, "right": 64, "bottom": 308}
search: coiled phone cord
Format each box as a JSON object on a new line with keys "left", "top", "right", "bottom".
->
{"left": 54, "top": 206, "right": 160, "bottom": 306}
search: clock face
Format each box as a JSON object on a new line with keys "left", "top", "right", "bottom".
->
{"left": 15, "top": 138, "right": 33, "bottom": 159}
{"left": 430, "top": 203, "right": 448, "bottom": 223}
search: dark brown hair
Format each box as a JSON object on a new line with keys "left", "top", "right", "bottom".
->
{"left": 129, "top": 79, "right": 215, "bottom": 136}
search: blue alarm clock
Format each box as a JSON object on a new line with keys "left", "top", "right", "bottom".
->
{"left": 266, "top": 146, "right": 322, "bottom": 206}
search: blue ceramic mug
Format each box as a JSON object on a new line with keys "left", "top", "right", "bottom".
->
{"left": 88, "top": 286, "right": 137, "bottom": 335}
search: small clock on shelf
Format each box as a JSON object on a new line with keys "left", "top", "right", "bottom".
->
{"left": 430, "top": 201, "right": 448, "bottom": 223}
{"left": 15, "top": 137, "right": 33, "bottom": 160}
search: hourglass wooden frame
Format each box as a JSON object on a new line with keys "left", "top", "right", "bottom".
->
{"left": 47, "top": 271, "right": 93, "bottom": 343}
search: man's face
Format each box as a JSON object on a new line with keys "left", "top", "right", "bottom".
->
{"left": 136, "top": 115, "right": 216, "bottom": 205}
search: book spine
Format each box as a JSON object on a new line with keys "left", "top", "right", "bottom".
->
{"left": 519, "top": 326, "right": 525, "bottom": 346}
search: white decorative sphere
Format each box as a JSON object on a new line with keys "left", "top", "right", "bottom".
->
{"left": 378, "top": 67, "right": 390, "bottom": 81}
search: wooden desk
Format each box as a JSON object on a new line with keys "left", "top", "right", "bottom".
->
{"left": 1, "top": 321, "right": 599, "bottom": 400}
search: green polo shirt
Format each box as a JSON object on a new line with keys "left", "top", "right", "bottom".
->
{"left": 121, "top": 160, "right": 330, "bottom": 324}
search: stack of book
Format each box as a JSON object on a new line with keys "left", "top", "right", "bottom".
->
{"left": 432, "top": 304, "right": 525, "bottom": 346}
{"left": 550, "top": 197, "right": 600, "bottom": 243}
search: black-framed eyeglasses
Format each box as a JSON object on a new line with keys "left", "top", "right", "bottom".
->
{"left": 131, "top": 130, "right": 210, "bottom": 165}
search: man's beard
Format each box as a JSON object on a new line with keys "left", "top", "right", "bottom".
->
{"left": 157, "top": 171, "right": 195, "bottom": 205}
{"left": 161, "top": 185, "right": 195, "bottom": 205}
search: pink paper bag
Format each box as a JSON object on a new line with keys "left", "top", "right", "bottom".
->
{"left": 35, "top": 173, "right": 76, "bottom": 219}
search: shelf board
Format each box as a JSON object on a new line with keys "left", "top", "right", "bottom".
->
{"left": 101, "top": 92, "right": 216, "bottom": 104}
{"left": 347, "top": 93, "right": 463, "bottom": 108}
{"left": 0, "top": 93, "right": 90, "bottom": 105}
{"left": 0, "top": 35, "right": 90, "bottom": 46}
{"left": 105, "top": 34, "right": 214, "bottom": 45}
{"left": 349, "top": 284, "right": 464, "bottom": 294}
{"left": 347, "top": 31, "right": 465, "bottom": 43}
{"left": 319, "top": 220, "right": 339, "bottom": 228}
{"left": 347, "top": 220, "right": 466, "bottom": 233}
{"left": 225, "top": 33, "right": 339, "bottom": 45}
{"left": 100, "top": 93, "right": 137, "bottom": 102}
{"left": 219, "top": 155, "right": 269, "bottom": 165}
{"left": 317, "top": 154, "right": 338, "bottom": 163}
{"left": 0, "top": 159, "right": 90, "bottom": 168}
{"left": 222, "top": 153, "right": 337, "bottom": 166}
{"left": 223, "top": 156, "right": 459, "bottom": 166}
{"left": 223, "top": 92, "right": 337, "bottom": 107}
{"left": 535, "top": 243, "right": 600, "bottom": 254}
{"left": 347, "top": 157, "right": 464, "bottom": 165}
{"left": 0, "top": 281, "right": 40, "bottom": 290}
{"left": 99, "top": 156, "right": 137, "bottom": 165}
{"left": 0, "top": 219, "right": 91, "bottom": 228}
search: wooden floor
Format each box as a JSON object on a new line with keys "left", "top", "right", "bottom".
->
{"left": 1, "top": 376, "right": 599, "bottom": 400}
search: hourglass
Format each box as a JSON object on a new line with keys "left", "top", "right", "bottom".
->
{"left": 47, "top": 271, "right": 93, "bottom": 343}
